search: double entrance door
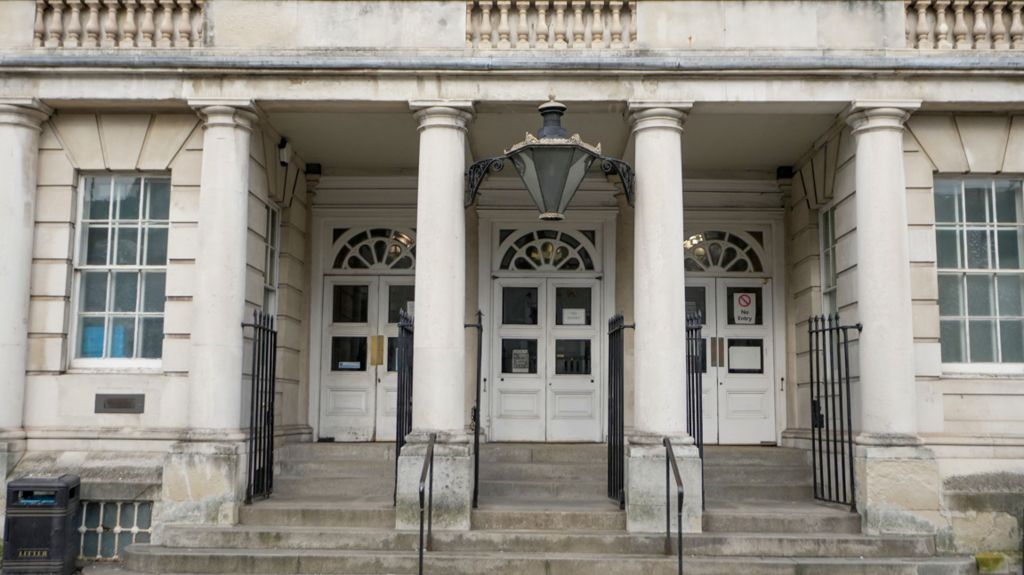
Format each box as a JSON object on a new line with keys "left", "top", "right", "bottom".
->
{"left": 320, "top": 275, "right": 414, "bottom": 441}
{"left": 491, "top": 278, "right": 602, "bottom": 442}
{"left": 686, "top": 277, "right": 776, "bottom": 445}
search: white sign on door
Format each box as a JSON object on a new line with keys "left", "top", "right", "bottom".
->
{"left": 562, "top": 308, "right": 587, "bottom": 325}
{"left": 511, "top": 349, "right": 530, "bottom": 373}
{"left": 733, "top": 292, "right": 757, "bottom": 325}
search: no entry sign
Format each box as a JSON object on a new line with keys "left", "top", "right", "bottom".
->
{"left": 733, "top": 292, "right": 756, "bottom": 325}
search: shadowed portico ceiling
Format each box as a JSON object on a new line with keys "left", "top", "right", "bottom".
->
{"left": 266, "top": 102, "right": 843, "bottom": 179}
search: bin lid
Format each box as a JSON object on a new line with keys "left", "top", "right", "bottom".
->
{"left": 8, "top": 474, "right": 81, "bottom": 490}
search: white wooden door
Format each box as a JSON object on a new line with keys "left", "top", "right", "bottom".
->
{"left": 545, "top": 279, "right": 602, "bottom": 441}
{"left": 714, "top": 278, "right": 776, "bottom": 444}
{"left": 684, "top": 278, "right": 720, "bottom": 444}
{"left": 375, "top": 277, "right": 415, "bottom": 441}
{"left": 491, "top": 278, "right": 547, "bottom": 441}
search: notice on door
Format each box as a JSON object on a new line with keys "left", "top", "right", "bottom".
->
{"left": 511, "top": 349, "right": 530, "bottom": 373}
{"left": 562, "top": 308, "right": 587, "bottom": 325}
{"left": 733, "top": 292, "right": 757, "bottom": 325}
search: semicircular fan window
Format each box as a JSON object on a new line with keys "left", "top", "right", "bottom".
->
{"left": 333, "top": 228, "right": 416, "bottom": 271}
{"left": 684, "top": 231, "right": 764, "bottom": 273}
{"left": 500, "top": 230, "right": 595, "bottom": 272}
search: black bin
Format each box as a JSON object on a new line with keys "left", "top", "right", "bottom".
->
{"left": 3, "top": 474, "right": 81, "bottom": 575}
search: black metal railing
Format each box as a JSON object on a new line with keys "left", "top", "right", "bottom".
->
{"left": 394, "top": 309, "right": 415, "bottom": 506}
{"left": 808, "top": 314, "right": 860, "bottom": 510}
{"left": 418, "top": 432, "right": 437, "bottom": 575}
{"left": 663, "top": 437, "right": 684, "bottom": 575}
{"left": 244, "top": 310, "right": 277, "bottom": 504}
{"left": 607, "top": 314, "right": 632, "bottom": 509}
{"left": 685, "top": 311, "right": 705, "bottom": 510}
{"left": 466, "top": 311, "right": 484, "bottom": 509}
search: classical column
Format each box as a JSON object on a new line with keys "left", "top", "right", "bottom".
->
{"left": 395, "top": 101, "right": 475, "bottom": 532}
{"left": 187, "top": 101, "right": 256, "bottom": 435}
{"left": 0, "top": 100, "right": 51, "bottom": 438}
{"left": 845, "top": 101, "right": 921, "bottom": 443}
{"left": 624, "top": 102, "right": 702, "bottom": 534}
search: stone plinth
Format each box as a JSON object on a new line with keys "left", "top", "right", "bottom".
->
{"left": 158, "top": 441, "right": 245, "bottom": 534}
{"left": 395, "top": 432, "right": 472, "bottom": 532}
{"left": 625, "top": 434, "right": 702, "bottom": 534}
{"left": 856, "top": 437, "right": 942, "bottom": 536}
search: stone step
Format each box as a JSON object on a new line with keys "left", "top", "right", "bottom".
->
{"left": 159, "top": 525, "right": 935, "bottom": 558}
{"left": 124, "top": 546, "right": 976, "bottom": 575}
{"left": 702, "top": 464, "right": 812, "bottom": 486}
{"left": 471, "top": 507, "right": 627, "bottom": 531}
{"left": 478, "top": 461, "right": 607, "bottom": 481}
{"left": 239, "top": 501, "right": 395, "bottom": 528}
{"left": 702, "top": 508, "right": 861, "bottom": 534}
{"left": 273, "top": 476, "right": 394, "bottom": 498}
{"left": 704, "top": 483, "right": 814, "bottom": 502}
{"left": 276, "top": 460, "right": 395, "bottom": 477}
{"left": 277, "top": 442, "right": 396, "bottom": 462}
{"left": 702, "top": 447, "right": 808, "bottom": 467}
{"left": 479, "top": 443, "right": 608, "bottom": 464}
{"left": 477, "top": 479, "right": 606, "bottom": 499}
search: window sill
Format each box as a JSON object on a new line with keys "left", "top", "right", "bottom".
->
{"left": 67, "top": 360, "right": 164, "bottom": 375}
{"left": 941, "top": 364, "right": 1024, "bottom": 378}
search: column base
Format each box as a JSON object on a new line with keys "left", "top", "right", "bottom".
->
{"left": 158, "top": 441, "right": 245, "bottom": 533}
{"left": 395, "top": 431, "right": 472, "bottom": 531}
{"left": 855, "top": 435, "right": 943, "bottom": 536}
{"left": 625, "top": 433, "right": 703, "bottom": 534}
{"left": 0, "top": 435, "right": 27, "bottom": 539}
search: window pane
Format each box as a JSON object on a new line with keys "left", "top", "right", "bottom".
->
{"left": 82, "top": 271, "right": 108, "bottom": 312}
{"left": 934, "top": 180, "right": 961, "bottom": 223}
{"left": 109, "top": 317, "right": 135, "bottom": 358}
{"left": 997, "top": 275, "right": 1023, "bottom": 317}
{"left": 332, "top": 285, "right": 369, "bottom": 323}
{"left": 79, "top": 317, "right": 106, "bottom": 358}
{"left": 501, "top": 339, "right": 537, "bottom": 374}
{"left": 938, "top": 274, "right": 963, "bottom": 317}
{"left": 502, "top": 287, "right": 538, "bottom": 325}
{"left": 969, "top": 319, "right": 997, "bottom": 362}
{"left": 146, "top": 179, "right": 171, "bottom": 220}
{"left": 112, "top": 271, "right": 139, "bottom": 312}
{"left": 555, "top": 339, "right": 591, "bottom": 374}
{"left": 145, "top": 227, "right": 168, "bottom": 266}
{"left": 386, "top": 336, "right": 399, "bottom": 372}
{"left": 139, "top": 317, "right": 164, "bottom": 359}
{"left": 387, "top": 285, "right": 415, "bottom": 324}
{"left": 685, "top": 286, "right": 707, "bottom": 324}
{"left": 964, "top": 181, "right": 991, "bottom": 223}
{"left": 940, "top": 320, "right": 965, "bottom": 362}
{"left": 115, "top": 226, "right": 139, "bottom": 265}
{"left": 966, "top": 230, "right": 991, "bottom": 269}
{"left": 85, "top": 225, "right": 110, "bottom": 265}
{"left": 143, "top": 272, "right": 166, "bottom": 313}
{"left": 997, "top": 229, "right": 1021, "bottom": 270}
{"left": 935, "top": 229, "right": 961, "bottom": 269}
{"left": 1000, "top": 320, "right": 1024, "bottom": 363}
{"left": 331, "top": 337, "right": 367, "bottom": 371}
{"left": 115, "top": 177, "right": 141, "bottom": 220}
{"left": 556, "top": 287, "right": 591, "bottom": 326}
{"left": 85, "top": 176, "right": 112, "bottom": 220}
{"left": 966, "top": 275, "right": 994, "bottom": 316}
{"left": 994, "top": 180, "right": 1021, "bottom": 224}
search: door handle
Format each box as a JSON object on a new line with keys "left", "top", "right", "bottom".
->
{"left": 369, "top": 335, "right": 384, "bottom": 366}
{"left": 709, "top": 337, "right": 717, "bottom": 368}
{"left": 718, "top": 337, "right": 726, "bottom": 368}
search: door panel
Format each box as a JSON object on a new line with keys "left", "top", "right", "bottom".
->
{"left": 491, "top": 279, "right": 547, "bottom": 441}
{"left": 321, "top": 277, "right": 379, "bottom": 441}
{"left": 546, "top": 280, "right": 601, "bottom": 441}
{"left": 685, "top": 278, "right": 719, "bottom": 444}
{"left": 375, "top": 276, "right": 414, "bottom": 441}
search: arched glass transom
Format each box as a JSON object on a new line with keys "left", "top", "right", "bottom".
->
{"left": 684, "top": 230, "right": 765, "bottom": 273}
{"left": 331, "top": 227, "right": 416, "bottom": 271}
{"left": 499, "top": 229, "right": 596, "bottom": 271}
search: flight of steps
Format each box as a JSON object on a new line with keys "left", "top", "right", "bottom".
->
{"left": 108, "top": 442, "right": 977, "bottom": 575}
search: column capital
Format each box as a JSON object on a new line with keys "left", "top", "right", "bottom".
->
{"left": 844, "top": 100, "right": 921, "bottom": 135}
{"left": 410, "top": 100, "right": 474, "bottom": 132}
{"left": 627, "top": 101, "right": 693, "bottom": 134}
{"left": 189, "top": 99, "right": 258, "bottom": 132}
{"left": 0, "top": 99, "right": 53, "bottom": 131}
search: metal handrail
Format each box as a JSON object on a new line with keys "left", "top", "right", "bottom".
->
{"left": 663, "top": 437, "right": 684, "bottom": 575}
{"left": 418, "top": 432, "right": 437, "bottom": 575}
{"left": 466, "top": 311, "right": 484, "bottom": 508}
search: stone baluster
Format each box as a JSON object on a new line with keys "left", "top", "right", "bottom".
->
{"left": 84, "top": 0, "right": 101, "bottom": 47}
{"left": 1011, "top": 0, "right": 1024, "bottom": 47}
{"left": 953, "top": 0, "right": 971, "bottom": 47}
{"left": 65, "top": 0, "right": 83, "bottom": 47}
{"left": 537, "top": 1, "right": 550, "bottom": 48}
{"left": 156, "top": 0, "right": 174, "bottom": 47}
{"left": 140, "top": 0, "right": 156, "bottom": 47}
{"left": 992, "top": 0, "right": 1010, "bottom": 47}
{"left": 905, "top": 0, "right": 914, "bottom": 45}
{"left": 177, "top": 0, "right": 193, "bottom": 47}
{"left": 553, "top": 0, "right": 568, "bottom": 48}
{"left": 497, "top": 0, "right": 511, "bottom": 49}
{"left": 101, "top": 0, "right": 118, "bottom": 47}
{"left": 591, "top": 0, "right": 605, "bottom": 48}
{"left": 46, "top": 0, "right": 65, "bottom": 48}
{"left": 610, "top": 0, "right": 624, "bottom": 48}
{"left": 466, "top": 1, "right": 474, "bottom": 48}
{"left": 915, "top": 0, "right": 933, "bottom": 48}
{"left": 479, "top": 0, "right": 493, "bottom": 49}
{"left": 33, "top": 1, "right": 46, "bottom": 47}
{"left": 628, "top": 0, "right": 636, "bottom": 48}
{"left": 972, "top": 0, "right": 992, "bottom": 47}
{"left": 123, "top": 0, "right": 138, "bottom": 46}
{"left": 935, "top": 0, "right": 954, "bottom": 47}
{"left": 571, "top": 0, "right": 586, "bottom": 48}
{"left": 515, "top": 0, "right": 530, "bottom": 49}
{"left": 195, "top": 0, "right": 205, "bottom": 45}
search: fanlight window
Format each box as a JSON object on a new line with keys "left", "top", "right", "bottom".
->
{"left": 332, "top": 228, "right": 416, "bottom": 270}
{"left": 500, "top": 229, "right": 596, "bottom": 271}
{"left": 684, "top": 231, "right": 764, "bottom": 273}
